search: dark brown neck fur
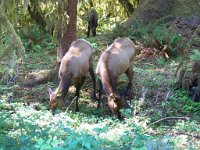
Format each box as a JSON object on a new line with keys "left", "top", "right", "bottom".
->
{"left": 100, "top": 51, "right": 117, "bottom": 96}
{"left": 56, "top": 74, "right": 72, "bottom": 99}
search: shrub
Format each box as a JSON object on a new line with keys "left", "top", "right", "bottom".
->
{"left": 109, "top": 18, "right": 183, "bottom": 57}
{"left": 190, "top": 49, "right": 200, "bottom": 61}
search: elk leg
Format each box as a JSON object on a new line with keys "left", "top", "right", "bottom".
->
{"left": 125, "top": 66, "right": 133, "bottom": 98}
{"left": 87, "top": 25, "right": 90, "bottom": 37}
{"left": 92, "top": 27, "right": 96, "bottom": 37}
{"left": 59, "top": 78, "right": 71, "bottom": 108}
{"left": 89, "top": 62, "right": 97, "bottom": 101}
{"left": 98, "top": 78, "right": 103, "bottom": 108}
{"left": 75, "top": 76, "right": 86, "bottom": 112}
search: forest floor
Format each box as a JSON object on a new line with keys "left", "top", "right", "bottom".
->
{"left": 0, "top": 35, "right": 200, "bottom": 149}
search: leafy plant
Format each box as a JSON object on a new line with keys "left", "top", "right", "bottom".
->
{"left": 190, "top": 49, "right": 200, "bottom": 61}
{"left": 168, "top": 90, "right": 200, "bottom": 115}
{"left": 155, "top": 57, "right": 166, "bottom": 67}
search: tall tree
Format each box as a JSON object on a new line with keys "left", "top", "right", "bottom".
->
{"left": 0, "top": 6, "right": 25, "bottom": 60}
{"left": 119, "top": 0, "right": 138, "bottom": 17}
{"left": 27, "top": 0, "right": 46, "bottom": 32}
{"left": 22, "top": 0, "right": 78, "bottom": 86}
{"left": 57, "top": 0, "right": 78, "bottom": 65}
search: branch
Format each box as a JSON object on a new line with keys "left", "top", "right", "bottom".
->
{"left": 174, "top": 132, "right": 200, "bottom": 139}
{"left": 145, "top": 131, "right": 200, "bottom": 139}
{"left": 139, "top": 86, "right": 148, "bottom": 101}
{"left": 164, "top": 91, "right": 171, "bottom": 101}
{"left": 147, "top": 117, "right": 189, "bottom": 128}
{"left": 66, "top": 96, "right": 77, "bottom": 112}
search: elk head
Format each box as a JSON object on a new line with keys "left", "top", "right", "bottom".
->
{"left": 108, "top": 93, "right": 123, "bottom": 119}
{"left": 47, "top": 85, "right": 64, "bottom": 111}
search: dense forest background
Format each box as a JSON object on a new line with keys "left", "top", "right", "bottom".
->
{"left": 0, "top": 0, "right": 200, "bottom": 149}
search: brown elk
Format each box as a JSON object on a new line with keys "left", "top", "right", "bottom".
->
{"left": 87, "top": 8, "right": 98, "bottom": 37}
{"left": 47, "top": 39, "right": 97, "bottom": 112}
{"left": 96, "top": 37, "right": 136, "bottom": 119}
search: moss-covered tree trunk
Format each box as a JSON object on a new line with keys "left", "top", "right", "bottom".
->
{"left": 176, "top": 60, "right": 200, "bottom": 102}
{"left": 0, "top": 6, "right": 25, "bottom": 59}
{"left": 191, "top": 61, "right": 200, "bottom": 101}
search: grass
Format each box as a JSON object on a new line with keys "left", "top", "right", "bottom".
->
{"left": 0, "top": 36, "right": 200, "bottom": 149}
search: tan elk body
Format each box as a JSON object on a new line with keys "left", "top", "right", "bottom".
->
{"left": 47, "top": 39, "right": 96, "bottom": 111}
{"left": 96, "top": 37, "right": 136, "bottom": 119}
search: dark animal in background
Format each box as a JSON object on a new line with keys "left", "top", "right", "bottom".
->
{"left": 47, "top": 39, "right": 97, "bottom": 112}
{"left": 87, "top": 8, "right": 98, "bottom": 37}
{"left": 96, "top": 37, "right": 136, "bottom": 119}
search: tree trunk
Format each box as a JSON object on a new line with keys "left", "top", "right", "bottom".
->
{"left": 27, "top": 0, "right": 46, "bottom": 32}
{"left": 57, "top": 0, "right": 78, "bottom": 64}
{"left": 88, "top": 0, "right": 94, "bottom": 8}
{"left": 119, "top": 0, "right": 136, "bottom": 17}
{"left": 176, "top": 60, "right": 200, "bottom": 102}
{"left": 23, "top": 0, "right": 78, "bottom": 86}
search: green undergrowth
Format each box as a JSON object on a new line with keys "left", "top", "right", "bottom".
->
{"left": 0, "top": 55, "right": 200, "bottom": 149}
{"left": 0, "top": 96, "right": 199, "bottom": 150}
{"left": 109, "top": 19, "right": 184, "bottom": 57}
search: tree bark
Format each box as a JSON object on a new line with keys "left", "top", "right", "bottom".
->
{"left": 23, "top": 0, "right": 78, "bottom": 86}
{"left": 57, "top": 0, "right": 78, "bottom": 64}
{"left": 176, "top": 60, "right": 200, "bottom": 102}
{"left": 119, "top": 0, "right": 135, "bottom": 17}
{"left": 88, "top": 0, "right": 94, "bottom": 8}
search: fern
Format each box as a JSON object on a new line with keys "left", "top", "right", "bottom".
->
{"left": 190, "top": 49, "right": 200, "bottom": 61}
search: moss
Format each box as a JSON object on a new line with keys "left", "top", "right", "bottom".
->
{"left": 133, "top": 0, "right": 200, "bottom": 25}
{"left": 23, "top": 69, "right": 58, "bottom": 86}
{"left": 172, "top": 0, "right": 200, "bottom": 16}
{"left": 0, "top": 6, "right": 25, "bottom": 59}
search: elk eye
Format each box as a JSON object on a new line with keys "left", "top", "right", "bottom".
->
{"left": 56, "top": 95, "right": 61, "bottom": 99}
{"left": 113, "top": 99, "right": 118, "bottom": 102}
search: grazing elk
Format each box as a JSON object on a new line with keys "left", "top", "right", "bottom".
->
{"left": 96, "top": 37, "right": 136, "bottom": 119}
{"left": 47, "top": 39, "right": 97, "bottom": 112}
{"left": 87, "top": 8, "right": 98, "bottom": 37}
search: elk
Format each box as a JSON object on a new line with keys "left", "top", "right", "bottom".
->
{"left": 96, "top": 37, "right": 136, "bottom": 119}
{"left": 87, "top": 8, "right": 98, "bottom": 37}
{"left": 47, "top": 39, "right": 97, "bottom": 112}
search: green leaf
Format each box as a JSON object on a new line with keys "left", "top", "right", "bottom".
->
{"left": 190, "top": 49, "right": 200, "bottom": 61}
{"left": 84, "top": 142, "right": 91, "bottom": 149}
{"left": 41, "top": 144, "right": 52, "bottom": 149}
{"left": 37, "top": 138, "right": 44, "bottom": 145}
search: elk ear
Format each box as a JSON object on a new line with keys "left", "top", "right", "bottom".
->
{"left": 55, "top": 88, "right": 62, "bottom": 97}
{"left": 47, "top": 85, "right": 53, "bottom": 94}
{"left": 56, "top": 92, "right": 61, "bottom": 97}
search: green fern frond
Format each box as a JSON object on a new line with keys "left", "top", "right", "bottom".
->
{"left": 190, "top": 49, "right": 200, "bottom": 61}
